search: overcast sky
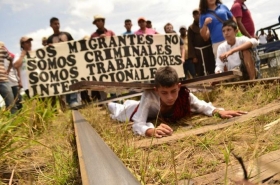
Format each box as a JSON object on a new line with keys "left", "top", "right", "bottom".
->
{"left": 1, "top": 0, "right": 280, "bottom": 54}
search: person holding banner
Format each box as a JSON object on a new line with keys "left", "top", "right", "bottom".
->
{"left": 108, "top": 66, "right": 246, "bottom": 138}
{"left": 47, "top": 17, "right": 80, "bottom": 108}
{"left": 91, "top": 14, "right": 116, "bottom": 100}
{"left": 91, "top": 15, "right": 115, "bottom": 38}
{"left": 123, "top": 19, "right": 133, "bottom": 35}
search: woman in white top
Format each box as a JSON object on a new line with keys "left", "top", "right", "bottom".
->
{"left": 258, "top": 29, "right": 267, "bottom": 45}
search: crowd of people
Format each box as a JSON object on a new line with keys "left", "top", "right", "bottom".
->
{"left": 0, "top": 0, "right": 273, "bottom": 119}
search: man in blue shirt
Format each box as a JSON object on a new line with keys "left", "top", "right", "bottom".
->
{"left": 123, "top": 19, "right": 133, "bottom": 35}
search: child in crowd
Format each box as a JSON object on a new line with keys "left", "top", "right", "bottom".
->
{"left": 215, "top": 20, "right": 258, "bottom": 80}
{"left": 108, "top": 66, "right": 246, "bottom": 138}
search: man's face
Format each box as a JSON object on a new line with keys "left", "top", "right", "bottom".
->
{"left": 21, "top": 40, "right": 32, "bottom": 51}
{"left": 147, "top": 22, "right": 152, "bottom": 28}
{"left": 51, "top": 20, "right": 60, "bottom": 32}
{"left": 193, "top": 12, "right": 200, "bottom": 21}
{"left": 155, "top": 84, "right": 181, "bottom": 106}
{"left": 165, "top": 25, "right": 173, "bottom": 33}
{"left": 222, "top": 25, "right": 237, "bottom": 41}
{"left": 125, "top": 21, "right": 132, "bottom": 31}
{"left": 42, "top": 40, "right": 47, "bottom": 46}
{"left": 179, "top": 28, "right": 187, "bottom": 35}
{"left": 138, "top": 20, "right": 146, "bottom": 29}
{"left": 95, "top": 19, "right": 105, "bottom": 29}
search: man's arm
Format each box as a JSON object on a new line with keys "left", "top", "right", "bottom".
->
{"left": 13, "top": 50, "right": 26, "bottom": 69}
{"left": 189, "top": 93, "right": 247, "bottom": 118}
{"left": 236, "top": 17, "right": 252, "bottom": 38}
{"left": 132, "top": 90, "right": 172, "bottom": 137}
{"left": 219, "top": 38, "right": 258, "bottom": 60}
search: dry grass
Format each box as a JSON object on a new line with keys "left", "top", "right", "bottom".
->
{"left": 80, "top": 82, "right": 280, "bottom": 185}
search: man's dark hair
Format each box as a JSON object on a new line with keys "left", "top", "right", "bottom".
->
{"left": 147, "top": 20, "right": 152, "bottom": 24}
{"left": 155, "top": 66, "right": 179, "bottom": 87}
{"left": 50, "top": 17, "right": 59, "bottom": 24}
{"left": 125, "top": 19, "right": 131, "bottom": 23}
{"left": 199, "top": 0, "right": 222, "bottom": 14}
{"left": 222, "top": 20, "right": 237, "bottom": 30}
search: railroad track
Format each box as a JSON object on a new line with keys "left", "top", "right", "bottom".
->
{"left": 72, "top": 75, "right": 280, "bottom": 185}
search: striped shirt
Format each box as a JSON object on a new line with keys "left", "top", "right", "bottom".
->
{"left": 0, "top": 47, "right": 12, "bottom": 82}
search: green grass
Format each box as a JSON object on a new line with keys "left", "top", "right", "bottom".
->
{"left": 0, "top": 97, "right": 80, "bottom": 184}
{"left": 80, "top": 83, "right": 280, "bottom": 184}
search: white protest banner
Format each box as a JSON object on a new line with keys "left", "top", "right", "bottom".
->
{"left": 26, "top": 34, "right": 184, "bottom": 97}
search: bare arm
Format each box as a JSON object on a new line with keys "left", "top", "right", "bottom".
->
{"left": 219, "top": 39, "right": 257, "bottom": 60}
{"left": 200, "top": 17, "right": 212, "bottom": 41}
{"left": 236, "top": 17, "right": 252, "bottom": 38}
{"left": 200, "top": 24, "right": 210, "bottom": 41}
{"left": 13, "top": 50, "right": 26, "bottom": 69}
{"left": 6, "top": 57, "right": 13, "bottom": 74}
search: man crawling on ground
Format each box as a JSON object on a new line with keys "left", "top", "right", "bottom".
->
{"left": 108, "top": 66, "right": 247, "bottom": 138}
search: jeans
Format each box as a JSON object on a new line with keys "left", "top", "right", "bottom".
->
{"left": 11, "top": 86, "right": 23, "bottom": 110}
{"left": 0, "top": 82, "right": 17, "bottom": 114}
{"left": 183, "top": 58, "right": 196, "bottom": 79}
{"left": 66, "top": 92, "right": 78, "bottom": 105}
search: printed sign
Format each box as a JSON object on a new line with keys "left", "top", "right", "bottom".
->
{"left": 26, "top": 34, "right": 184, "bottom": 97}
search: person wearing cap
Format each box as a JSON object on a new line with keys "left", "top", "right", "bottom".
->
{"left": 42, "top": 37, "right": 48, "bottom": 46}
{"left": 123, "top": 19, "right": 133, "bottom": 35}
{"left": 0, "top": 42, "right": 17, "bottom": 114}
{"left": 188, "top": 9, "right": 216, "bottom": 76}
{"left": 178, "top": 25, "right": 196, "bottom": 79}
{"left": 47, "top": 17, "right": 80, "bottom": 109}
{"left": 134, "top": 17, "right": 158, "bottom": 35}
{"left": 14, "top": 37, "right": 33, "bottom": 98}
{"left": 91, "top": 15, "right": 115, "bottom": 38}
{"left": 90, "top": 15, "right": 115, "bottom": 100}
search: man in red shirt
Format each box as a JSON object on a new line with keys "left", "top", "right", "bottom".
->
{"left": 91, "top": 15, "right": 115, "bottom": 38}
{"left": 231, "top": 0, "right": 255, "bottom": 38}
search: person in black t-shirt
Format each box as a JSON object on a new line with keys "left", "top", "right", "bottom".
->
{"left": 47, "top": 17, "right": 80, "bottom": 109}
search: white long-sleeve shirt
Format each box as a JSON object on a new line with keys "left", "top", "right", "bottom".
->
{"left": 108, "top": 89, "right": 221, "bottom": 136}
{"left": 215, "top": 36, "right": 259, "bottom": 73}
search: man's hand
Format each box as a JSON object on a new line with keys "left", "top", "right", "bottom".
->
{"left": 219, "top": 50, "right": 234, "bottom": 62}
{"left": 182, "top": 58, "right": 185, "bottom": 64}
{"left": 145, "top": 123, "right": 173, "bottom": 138}
{"left": 193, "top": 58, "right": 198, "bottom": 63}
{"left": 204, "top": 17, "right": 212, "bottom": 26}
{"left": 216, "top": 110, "right": 247, "bottom": 119}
